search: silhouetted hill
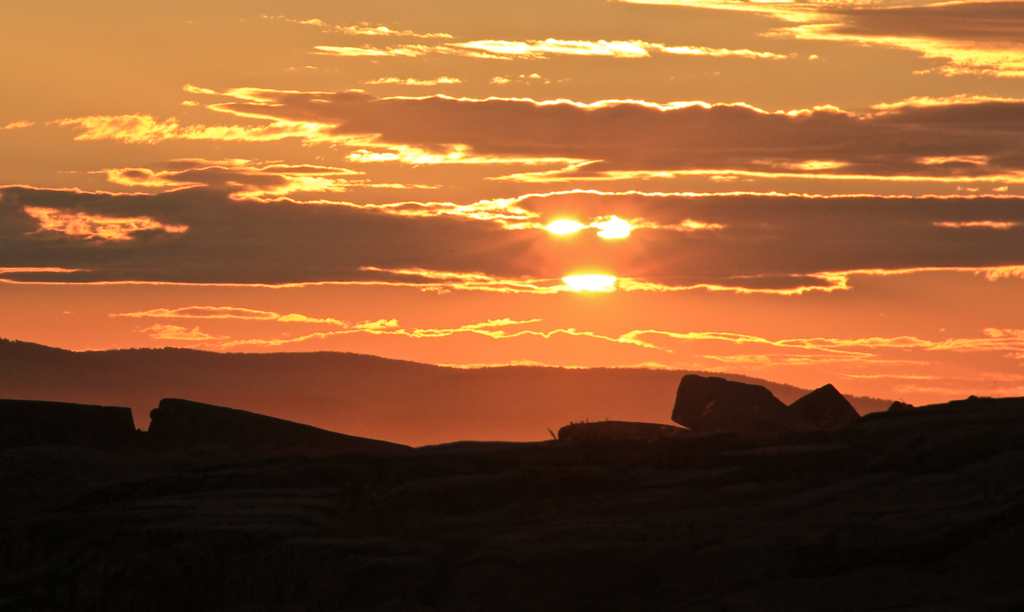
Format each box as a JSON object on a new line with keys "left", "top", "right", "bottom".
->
{"left": 0, "top": 338, "right": 890, "bottom": 446}
{"left": 4, "top": 394, "right": 1024, "bottom": 610}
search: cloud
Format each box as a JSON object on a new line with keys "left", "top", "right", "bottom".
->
{"left": 22, "top": 206, "right": 188, "bottom": 241}
{"left": 7, "top": 186, "right": 1024, "bottom": 291}
{"left": 2, "top": 121, "right": 34, "bottom": 130}
{"left": 159, "top": 88, "right": 1024, "bottom": 182}
{"left": 114, "top": 305, "right": 353, "bottom": 326}
{"left": 0, "top": 185, "right": 540, "bottom": 285}
{"left": 313, "top": 38, "right": 788, "bottom": 60}
{"left": 53, "top": 113, "right": 334, "bottom": 145}
{"left": 776, "top": 1, "right": 1024, "bottom": 77}
{"left": 119, "top": 304, "right": 1024, "bottom": 367}
{"left": 98, "top": 159, "right": 398, "bottom": 199}
{"left": 141, "top": 324, "right": 228, "bottom": 342}
{"left": 115, "top": 306, "right": 282, "bottom": 320}
{"left": 0, "top": 267, "right": 82, "bottom": 275}
{"left": 363, "top": 77, "right": 462, "bottom": 86}
{"left": 620, "top": 0, "right": 1024, "bottom": 78}
{"left": 262, "top": 15, "right": 452, "bottom": 39}
{"left": 933, "top": 220, "right": 1021, "bottom": 229}
{"left": 217, "top": 317, "right": 655, "bottom": 349}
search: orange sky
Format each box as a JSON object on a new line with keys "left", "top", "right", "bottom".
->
{"left": 3, "top": 0, "right": 1024, "bottom": 406}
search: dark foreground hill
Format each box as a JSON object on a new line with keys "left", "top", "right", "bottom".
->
{"left": 3, "top": 393, "right": 1024, "bottom": 611}
{"left": 0, "top": 338, "right": 889, "bottom": 446}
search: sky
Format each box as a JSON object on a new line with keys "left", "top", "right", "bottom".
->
{"left": 3, "top": 0, "right": 1024, "bottom": 407}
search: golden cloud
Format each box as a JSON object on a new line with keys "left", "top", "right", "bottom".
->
{"left": 314, "top": 38, "right": 788, "bottom": 60}
{"left": 114, "top": 306, "right": 282, "bottom": 320}
{"left": 363, "top": 76, "right": 462, "bottom": 86}
{"left": 262, "top": 15, "right": 452, "bottom": 39}
{"left": 99, "top": 160, "right": 381, "bottom": 199}
{"left": 141, "top": 324, "right": 228, "bottom": 342}
{"left": 119, "top": 304, "right": 1024, "bottom": 366}
{"left": 23, "top": 206, "right": 188, "bottom": 241}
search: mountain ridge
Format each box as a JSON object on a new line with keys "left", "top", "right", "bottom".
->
{"left": 0, "top": 337, "right": 891, "bottom": 446}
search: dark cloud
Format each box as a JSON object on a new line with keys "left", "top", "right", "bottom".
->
{"left": 0, "top": 187, "right": 536, "bottom": 284}
{"left": 104, "top": 161, "right": 365, "bottom": 198}
{"left": 211, "top": 90, "right": 1024, "bottom": 179}
{"left": 4, "top": 186, "right": 1024, "bottom": 291}
{"left": 516, "top": 191, "right": 1024, "bottom": 281}
{"left": 824, "top": 2, "right": 1024, "bottom": 43}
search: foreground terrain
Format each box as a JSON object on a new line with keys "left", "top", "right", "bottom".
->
{"left": 4, "top": 386, "right": 1024, "bottom": 611}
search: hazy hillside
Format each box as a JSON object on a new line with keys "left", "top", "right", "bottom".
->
{"left": 0, "top": 338, "right": 891, "bottom": 446}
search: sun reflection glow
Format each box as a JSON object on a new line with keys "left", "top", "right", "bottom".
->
{"left": 562, "top": 274, "right": 618, "bottom": 292}
{"left": 546, "top": 219, "right": 587, "bottom": 235}
{"left": 593, "top": 216, "right": 633, "bottom": 239}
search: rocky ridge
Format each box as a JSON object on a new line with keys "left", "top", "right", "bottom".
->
{"left": 2, "top": 376, "right": 1024, "bottom": 611}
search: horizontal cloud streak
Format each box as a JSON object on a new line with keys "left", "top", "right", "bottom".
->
{"left": 363, "top": 77, "right": 462, "bottom": 86}
{"left": 173, "top": 89, "right": 1024, "bottom": 182}
{"left": 5, "top": 187, "right": 1024, "bottom": 293}
{"left": 314, "top": 38, "right": 788, "bottom": 60}
{"left": 23, "top": 206, "right": 188, "bottom": 241}
{"left": 262, "top": 15, "right": 452, "bottom": 38}
{"left": 97, "top": 159, "right": 425, "bottom": 200}
{"left": 779, "top": 1, "right": 1024, "bottom": 77}
{"left": 114, "top": 304, "right": 1024, "bottom": 366}
{"left": 621, "top": 0, "right": 1024, "bottom": 77}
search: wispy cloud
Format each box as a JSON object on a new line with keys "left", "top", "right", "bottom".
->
{"left": 262, "top": 16, "right": 452, "bottom": 39}
{"left": 97, "top": 159, "right": 403, "bottom": 199}
{"left": 121, "top": 304, "right": 1024, "bottom": 367}
{"left": 314, "top": 38, "right": 789, "bottom": 60}
{"left": 0, "top": 267, "right": 82, "bottom": 275}
{"left": 53, "top": 113, "right": 334, "bottom": 145}
{"left": 2, "top": 121, "right": 34, "bottom": 130}
{"left": 115, "top": 306, "right": 282, "bottom": 320}
{"left": 933, "top": 220, "right": 1021, "bottom": 229}
{"left": 23, "top": 206, "right": 187, "bottom": 241}
{"left": 217, "top": 317, "right": 568, "bottom": 348}
{"left": 363, "top": 76, "right": 462, "bottom": 86}
{"left": 141, "top": 324, "right": 228, "bottom": 341}
{"left": 133, "top": 88, "right": 1024, "bottom": 183}
{"left": 621, "top": 0, "right": 1024, "bottom": 78}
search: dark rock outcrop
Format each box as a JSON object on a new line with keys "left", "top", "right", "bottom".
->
{"left": 557, "top": 420, "right": 689, "bottom": 441}
{"left": 672, "top": 375, "right": 817, "bottom": 434}
{"left": 0, "top": 399, "right": 137, "bottom": 450}
{"left": 788, "top": 383, "right": 860, "bottom": 430}
{"left": 147, "top": 398, "right": 407, "bottom": 457}
{"left": 888, "top": 400, "right": 916, "bottom": 411}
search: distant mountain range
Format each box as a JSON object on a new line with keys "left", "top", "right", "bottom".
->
{"left": 0, "top": 338, "right": 891, "bottom": 446}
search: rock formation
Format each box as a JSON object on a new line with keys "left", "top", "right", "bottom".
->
{"left": 788, "top": 383, "right": 861, "bottom": 430}
{"left": 557, "top": 420, "right": 689, "bottom": 441}
{"left": 0, "top": 399, "right": 137, "bottom": 450}
{"left": 148, "top": 398, "right": 407, "bottom": 457}
{"left": 671, "top": 374, "right": 818, "bottom": 434}
{"left": 887, "top": 400, "right": 915, "bottom": 411}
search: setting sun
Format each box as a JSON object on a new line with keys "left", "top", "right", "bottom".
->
{"left": 562, "top": 274, "right": 618, "bottom": 292}
{"left": 545, "top": 219, "right": 587, "bottom": 235}
{"left": 593, "top": 216, "right": 633, "bottom": 239}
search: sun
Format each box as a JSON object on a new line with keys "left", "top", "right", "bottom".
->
{"left": 593, "top": 216, "right": 632, "bottom": 239}
{"left": 562, "top": 274, "right": 617, "bottom": 292}
{"left": 545, "top": 219, "right": 587, "bottom": 235}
